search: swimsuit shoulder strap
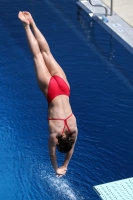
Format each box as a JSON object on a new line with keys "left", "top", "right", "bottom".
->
{"left": 48, "top": 113, "right": 73, "bottom": 134}
{"left": 61, "top": 113, "right": 73, "bottom": 135}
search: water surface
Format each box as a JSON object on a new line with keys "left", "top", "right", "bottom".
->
{"left": 0, "top": 0, "right": 133, "bottom": 199}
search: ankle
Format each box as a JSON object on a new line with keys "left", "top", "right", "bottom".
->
{"left": 23, "top": 23, "right": 30, "bottom": 29}
{"left": 31, "top": 21, "right": 36, "bottom": 27}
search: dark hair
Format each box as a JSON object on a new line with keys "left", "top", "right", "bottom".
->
{"left": 57, "top": 134, "right": 75, "bottom": 153}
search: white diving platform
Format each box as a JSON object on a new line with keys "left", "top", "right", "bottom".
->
{"left": 77, "top": 0, "right": 133, "bottom": 55}
{"left": 93, "top": 177, "right": 133, "bottom": 200}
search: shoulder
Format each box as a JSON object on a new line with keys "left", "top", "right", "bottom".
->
{"left": 49, "top": 133, "right": 58, "bottom": 146}
{"left": 70, "top": 129, "right": 78, "bottom": 141}
{"left": 72, "top": 127, "right": 78, "bottom": 136}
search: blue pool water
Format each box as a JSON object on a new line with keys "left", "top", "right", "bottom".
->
{"left": 0, "top": 0, "right": 133, "bottom": 199}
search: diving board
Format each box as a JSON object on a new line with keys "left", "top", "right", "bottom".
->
{"left": 93, "top": 177, "right": 133, "bottom": 200}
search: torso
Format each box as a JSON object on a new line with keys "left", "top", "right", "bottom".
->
{"left": 48, "top": 95, "right": 78, "bottom": 137}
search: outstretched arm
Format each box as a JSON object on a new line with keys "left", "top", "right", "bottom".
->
{"left": 63, "top": 142, "right": 76, "bottom": 167}
{"left": 48, "top": 135, "right": 70, "bottom": 177}
{"left": 64, "top": 132, "right": 78, "bottom": 167}
{"left": 48, "top": 135, "right": 58, "bottom": 172}
{"left": 57, "top": 132, "right": 78, "bottom": 176}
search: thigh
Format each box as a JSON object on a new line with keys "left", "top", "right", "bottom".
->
{"left": 34, "top": 53, "right": 51, "bottom": 96}
{"left": 42, "top": 51, "right": 70, "bottom": 87}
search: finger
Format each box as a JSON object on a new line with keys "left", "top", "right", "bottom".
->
{"left": 56, "top": 174, "right": 61, "bottom": 178}
{"left": 56, "top": 174, "right": 63, "bottom": 178}
{"left": 59, "top": 175, "right": 63, "bottom": 178}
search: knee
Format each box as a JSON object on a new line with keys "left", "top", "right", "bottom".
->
{"left": 34, "top": 52, "right": 42, "bottom": 60}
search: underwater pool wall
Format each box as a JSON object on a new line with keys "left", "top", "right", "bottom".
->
{"left": 77, "top": 0, "right": 133, "bottom": 55}
{"left": 102, "top": 0, "right": 133, "bottom": 27}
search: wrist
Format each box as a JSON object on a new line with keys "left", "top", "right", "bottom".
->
{"left": 31, "top": 22, "right": 36, "bottom": 27}
{"left": 63, "top": 163, "right": 68, "bottom": 167}
{"left": 55, "top": 166, "right": 58, "bottom": 173}
{"left": 63, "top": 164, "right": 68, "bottom": 169}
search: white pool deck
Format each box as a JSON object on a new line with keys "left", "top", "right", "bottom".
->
{"left": 93, "top": 177, "right": 133, "bottom": 200}
{"left": 102, "top": 0, "right": 133, "bottom": 28}
{"left": 77, "top": 0, "right": 133, "bottom": 55}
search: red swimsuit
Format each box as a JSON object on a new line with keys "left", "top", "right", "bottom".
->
{"left": 47, "top": 75, "right": 72, "bottom": 134}
{"left": 47, "top": 75, "right": 70, "bottom": 106}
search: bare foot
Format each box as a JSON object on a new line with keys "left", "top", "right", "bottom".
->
{"left": 18, "top": 11, "right": 29, "bottom": 26}
{"left": 22, "top": 11, "right": 35, "bottom": 25}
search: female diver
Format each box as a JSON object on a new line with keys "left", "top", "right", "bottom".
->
{"left": 18, "top": 11, "right": 78, "bottom": 177}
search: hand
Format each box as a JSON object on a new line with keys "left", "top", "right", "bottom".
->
{"left": 55, "top": 166, "right": 67, "bottom": 178}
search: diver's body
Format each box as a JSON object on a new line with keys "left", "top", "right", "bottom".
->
{"left": 18, "top": 11, "right": 78, "bottom": 177}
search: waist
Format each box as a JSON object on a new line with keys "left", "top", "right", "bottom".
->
{"left": 48, "top": 95, "right": 70, "bottom": 108}
{"left": 48, "top": 99, "right": 72, "bottom": 119}
{"left": 48, "top": 113, "right": 73, "bottom": 121}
